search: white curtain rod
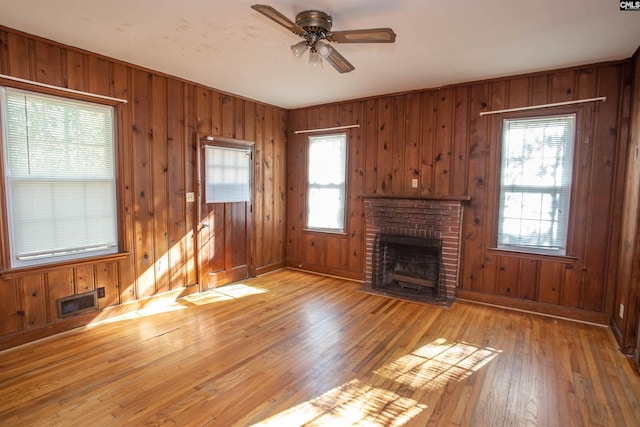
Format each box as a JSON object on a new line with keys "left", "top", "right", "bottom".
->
{"left": 0, "top": 73, "right": 128, "bottom": 104}
{"left": 479, "top": 96, "right": 606, "bottom": 117}
{"left": 294, "top": 124, "right": 360, "bottom": 134}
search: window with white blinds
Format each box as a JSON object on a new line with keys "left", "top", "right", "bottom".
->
{"left": 204, "top": 145, "right": 251, "bottom": 203}
{"left": 497, "top": 114, "right": 575, "bottom": 255}
{"left": 1, "top": 87, "right": 117, "bottom": 267}
{"left": 306, "top": 133, "right": 347, "bottom": 232}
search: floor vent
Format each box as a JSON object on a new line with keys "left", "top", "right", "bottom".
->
{"left": 58, "top": 291, "right": 98, "bottom": 318}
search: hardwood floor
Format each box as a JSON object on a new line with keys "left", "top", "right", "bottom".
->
{"left": 0, "top": 270, "right": 638, "bottom": 426}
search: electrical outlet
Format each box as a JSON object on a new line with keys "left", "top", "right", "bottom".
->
{"left": 619, "top": 303, "right": 624, "bottom": 318}
{"left": 97, "top": 287, "right": 106, "bottom": 298}
{"left": 411, "top": 178, "right": 419, "bottom": 188}
{"left": 186, "top": 192, "right": 195, "bottom": 203}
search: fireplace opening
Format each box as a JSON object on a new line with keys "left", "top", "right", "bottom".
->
{"left": 372, "top": 234, "right": 445, "bottom": 303}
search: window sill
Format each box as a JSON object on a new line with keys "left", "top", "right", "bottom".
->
{"left": 487, "top": 247, "right": 578, "bottom": 263}
{"left": 302, "top": 228, "right": 348, "bottom": 237}
{"left": 1, "top": 252, "right": 130, "bottom": 280}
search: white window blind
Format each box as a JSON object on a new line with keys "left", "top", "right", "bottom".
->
{"left": 306, "top": 133, "right": 347, "bottom": 232}
{"left": 497, "top": 114, "right": 575, "bottom": 255}
{"left": 205, "top": 146, "right": 251, "bottom": 203}
{"left": 1, "top": 87, "right": 117, "bottom": 267}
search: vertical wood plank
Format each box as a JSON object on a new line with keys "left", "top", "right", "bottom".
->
{"left": 404, "top": 93, "right": 422, "bottom": 196}
{"left": 222, "top": 94, "right": 235, "bottom": 138}
{"left": 518, "top": 258, "right": 539, "bottom": 300}
{"left": 377, "top": 97, "right": 393, "bottom": 193}
{"left": 167, "top": 79, "right": 187, "bottom": 290}
{"left": 461, "top": 83, "right": 490, "bottom": 292}
{"left": 0, "top": 278, "right": 19, "bottom": 335}
{"left": 496, "top": 256, "right": 520, "bottom": 297}
{"left": 131, "top": 69, "right": 154, "bottom": 299}
{"left": 112, "top": 63, "right": 136, "bottom": 303}
{"left": 420, "top": 91, "right": 436, "bottom": 194}
{"left": 347, "top": 102, "right": 365, "bottom": 273}
{"left": 151, "top": 74, "right": 170, "bottom": 295}
{"left": 391, "top": 95, "right": 406, "bottom": 194}
{"left": 33, "top": 40, "right": 62, "bottom": 85}
{"left": 6, "top": 32, "right": 32, "bottom": 79}
{"left": 364, "top": 99, "right": 378, "bottom": 194}
{"left": 65, "top": 50, "right": 86, "bottom": 91}
{"left": 74, "top": 265, "right": 95, "bottom": 294}
{"left": 452, "top": 86, "right": 470, "bottom": 196}
{"left": 96, "top": 262, "right": 119, "bottom": 309}
{"left": 538, "top": 263, "right": 563, "bottom": 305}
{"left": 47, "top": 270, "right": 74, "bottom": 322}
{"left": 263, "top": 106, "right": 275, "bottom": 265}
{"left": 257, "top": 104, "right": 268, "bottom": 267}
{"left": 184, "top": 84, "right": 197, "bottom": 286}
{"left": 22, "top": 275, "right": 46, "bottom": 328}
{"left": 434, "top": 88, "right": 454, "bottom": 195}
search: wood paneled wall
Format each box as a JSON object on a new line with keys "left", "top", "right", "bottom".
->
{"left": 0, "top": 27, "right": 287, "bottom": 347}
{"left": 613, "top": 49, "right": 640, "bottom": 356}
{"left": 287, "top": 62, "right": 630, "bottom": 321}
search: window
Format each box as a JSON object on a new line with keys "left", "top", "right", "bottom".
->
{"left": 306, "top": 133, "right": 347, "bottom": 233}
{"left": 1, "top": 87, "right": 117, "bottom": 268}
{"left": 497, "top": 114, "right": 575, "bottom": 255}
{"left": 204, "top": 145, "right": 251, "bottom": 203}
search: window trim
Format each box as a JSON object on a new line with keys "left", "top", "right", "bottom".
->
{"left": 0, "top": 83, "right": 125, "bottom": 272}
{"left": 493, "top": 107, "right": 582, "bottom": 258}
{"left": 304, "top": 132, "right": 349, "bottom": 234}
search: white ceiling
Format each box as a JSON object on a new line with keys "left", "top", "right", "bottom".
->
{"left": 1, "top": 0, "right": 639, "bottom": 109}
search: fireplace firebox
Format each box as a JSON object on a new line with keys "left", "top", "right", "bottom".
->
{"left": 372, "top": 234, "right": 445, "bottom": 303}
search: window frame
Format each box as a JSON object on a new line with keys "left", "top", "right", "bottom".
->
{"left": 304, "top": 132, "right": 349, "bottom": 235}
{"left": 493, "top": 107, "right": 582, "bottom": 258}
{"left": 0, "top": 84, "right": 124, "bottom": 272}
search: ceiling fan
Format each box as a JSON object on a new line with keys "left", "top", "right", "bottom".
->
{"left": 251, "top": 4, "right": 396, "bottom": 73}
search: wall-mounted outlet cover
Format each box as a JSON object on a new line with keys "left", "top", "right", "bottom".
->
{"left": 97, "top": 287, "right": 106, "bottom": 298}
{"left": 619, "top": 303, "right": 624, "bottom": 318}
{"left": 411, "top": 178, "right": 419, "bottom": 188}
{"left": 186, "top": 192, "right": 195, "bottom": 203}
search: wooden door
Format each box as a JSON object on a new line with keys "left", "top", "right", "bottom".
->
{"left": 196, "top": 136, "right": 253, "bottom": 289}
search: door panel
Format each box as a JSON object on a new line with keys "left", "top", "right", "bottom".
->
{"left": 197, "top": 136, "right": 253, "bottom": 290}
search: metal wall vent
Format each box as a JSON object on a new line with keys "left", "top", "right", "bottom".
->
{"left": 58, "top": 290, "right": 98, "bottom": 318}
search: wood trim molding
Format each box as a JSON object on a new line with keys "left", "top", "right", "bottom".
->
{"left": 456, "top": 289, "right": 611, "bottom": 325}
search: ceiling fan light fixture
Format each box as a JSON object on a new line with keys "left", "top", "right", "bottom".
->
{"left": 315, "top": 40, "right": 332, "bottom": 59}
{"left": 291, "top": 41, "right": 308, "bottom": 58}
{"left": 308, "top": 50, "right": 322, "bottom": 67}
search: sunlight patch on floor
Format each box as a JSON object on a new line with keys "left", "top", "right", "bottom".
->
{"left": 251, "top": 379, "right": 426, "bottom": 427}
{"left": 92, "top": 283, "right": 266, "bottom": 325}
{"left": 253, "top": 338, "right": 500, "bottom": 426}
{"left": 183, "top": 283, "right": 266, "bottom": 305}
{"left": 374, "top": 338, "right": 500, "bottom": 390}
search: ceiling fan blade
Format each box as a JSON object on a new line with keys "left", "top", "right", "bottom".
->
{"left": 251, "top": 4, "right": 307, "bottom": 38}
{"left": 323, "top": 46, "right": 355, "bottom": 74}
{"left": 328, "top": 28, "right": 396, "bottom": 43}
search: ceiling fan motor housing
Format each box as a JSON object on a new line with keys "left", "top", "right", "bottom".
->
{"left": 295, "top": 10, "right": 332, "bottom": 34}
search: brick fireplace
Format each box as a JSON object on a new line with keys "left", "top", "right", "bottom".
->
{"left": 363, "top": 196, "right": 466, "bottom": 303}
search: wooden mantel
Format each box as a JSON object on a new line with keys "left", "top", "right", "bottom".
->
{"left": 359, "top": 194, "right": 472, "bottom": 202}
